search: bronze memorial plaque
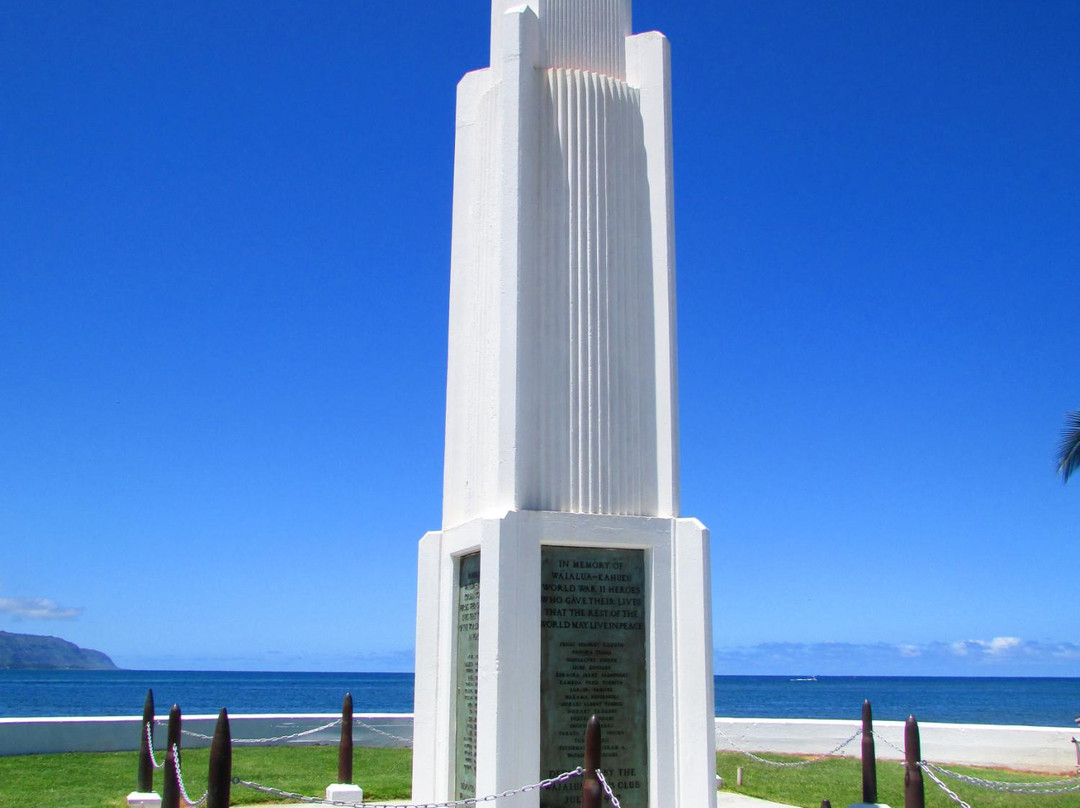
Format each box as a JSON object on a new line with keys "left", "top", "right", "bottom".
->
{"left": 539, "top": 546, "right": 648, "bottom": 808}
{"left": 453, "top": 552, "right": 481, "bottom": 800}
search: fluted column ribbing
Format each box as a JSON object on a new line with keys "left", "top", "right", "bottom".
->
{"left": 522, "top": 68, "right": 656, "bottom": 516}
{"left": 492, "top": 0, "right": 632, "bottom": 78}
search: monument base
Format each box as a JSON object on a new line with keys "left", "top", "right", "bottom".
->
{"left": 413, "top": 509, "right": 716, "bottom": 808}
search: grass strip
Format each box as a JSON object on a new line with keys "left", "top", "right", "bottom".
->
{"left": 4, "top": 746, "right": 1079, "bottom": 808}
{"left": 718, "top": 751, "right": 1080, "bottom": 808}
{"left": 0, "top": 746, "right": 411, "bottom": 808}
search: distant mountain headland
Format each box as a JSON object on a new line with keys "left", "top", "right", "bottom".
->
{"left": 0, "top": 631, "right": 117, "bottom": 670}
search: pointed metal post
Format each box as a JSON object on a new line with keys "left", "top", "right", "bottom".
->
{"left": 339, "top": 693, "right": 354, "bottom": 784}
{"left": 904, "top": 716, "right": 924, "bottom": 808}
{"left": 138, "top": 689, "right": 155, "bottom": 793}
{"left": 207, "top": 708, "right": 232, "bottom": 808}
{"left": 165, "top": 704, "right": 182, "bottom": 772}
{"left": 162, "top": 745, "right": 180, "bottom": 808}
{"left": 581, "top": 716, "right": 602, "bottom": 808}
{"left": 861, "top": 700, "right": 878, "bottom": 804}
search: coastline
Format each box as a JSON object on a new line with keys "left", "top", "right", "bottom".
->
{"left": 2, "top": 713, "right": 1077, "bottom": 773}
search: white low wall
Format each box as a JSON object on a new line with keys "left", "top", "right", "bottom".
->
{"left": 3, "top": 714, "right": 1077, "bottom": 774}
{"left": 0, "top": 713, "right": 412, "bottom": 757}
{"left": 716, "top": 717, "right": 1080, "bottom": 774}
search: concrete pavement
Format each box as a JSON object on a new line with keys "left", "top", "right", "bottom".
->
{"left": 717, "top": 792, "right": 799, "bottom": 808}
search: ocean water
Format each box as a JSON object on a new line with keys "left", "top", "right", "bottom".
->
{"left": 715, "top": 675, "right": 1079, "bottom": 728}
{"left": 0, "top": 671, "right": 1077, "bottom": 728}
{"left": 0, "top": 670, "right": 413, "bottom": 719}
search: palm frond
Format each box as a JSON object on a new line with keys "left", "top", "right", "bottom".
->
{"left": 1057, "top": 411, "right": 1080, "bottom": 483}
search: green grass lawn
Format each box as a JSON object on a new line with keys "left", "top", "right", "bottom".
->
{"left": 3, "top": 747, "right": 1079, "bottom": 808}
{"left": 0, "top": 746, "right": 411, "bottom": 808}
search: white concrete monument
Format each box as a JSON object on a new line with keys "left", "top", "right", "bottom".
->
{"left": 413, "top": 2, "right": 716, "bottom": 807}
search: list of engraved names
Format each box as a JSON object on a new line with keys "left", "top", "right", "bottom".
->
{"left": 453, "top": 552, "right": 480, "bottom": 800}
{"left": 539, "top": 547, "right": 648, "bottom": 808}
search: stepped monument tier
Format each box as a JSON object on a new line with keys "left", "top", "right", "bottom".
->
{"left": 413, "top": 2, "right": 717, "bottom": 807}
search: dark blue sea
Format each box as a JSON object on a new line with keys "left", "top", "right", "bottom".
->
{"left": 0, "top": 672, "right": 1077, "bottom": 727}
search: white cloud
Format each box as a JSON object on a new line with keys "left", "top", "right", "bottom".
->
{"left": 949, "top": 636, "right": 1025, "bottom": 658}
{"left": 0, "top": 597, "right": 81, "bottom": 620}
{"left": 986, "top": 636, "right": 1022, "bottom": 655}
{"left": 714, "top": 638, "right": 1080, "bottom": 676}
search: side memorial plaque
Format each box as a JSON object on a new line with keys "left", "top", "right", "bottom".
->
{"left": 453, "top": 552, "right": 481, "bottom": 800}
{"left": 539, "top": 546, "right": 648, "bottom": 808}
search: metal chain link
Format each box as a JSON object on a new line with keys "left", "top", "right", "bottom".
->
{"left": 146, "top": 722, "right": 165, "bottom": 770}
{"left": 877, "top": 731, "right": 1080, "bottom": 795}
{"left": 233, "top": 766, "right": 583, "bottom": 808}
{"left": 921, "top": 762, "right": 1080, "bottom": 795}
{"left": 921, "top": 763, "right": 975, "bottom": 808}
{"left": 182, "top": 718, "right": 342, "bottom": 744}
{"left": 172, "top": 744, "right": 209, "bottom": 807}
{"left": 595, "top": 769, "right": 623, "bottom": 808}
{"left": 875, "top": 732, "right": 906, "bottom": 757}
{"left": 231, "top": 779, "right": 366, "bottom": 807}
{"left": 354, "top": 717, "right": 413, "bottom": 746}
{"left": 716, "top": 726, "right": 863, "bottom": 767}
{"left": 179, "top": 717, "right": 407, "bottom": 746}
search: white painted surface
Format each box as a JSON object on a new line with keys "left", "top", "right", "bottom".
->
{"left": 326, "top": 784, "right": 363, "bottom": 802}
{"left": 521, "top": 65, "right": 658, "bottom": 516}
{"left": 626, "top": 30, "right": 680, "bottom": 518}
{"left": 442, "top": 1, "right": 681, "bottom": 529}
{"left": 126, "top": 793, "right": 162, "bottom": 808}
{"left": 412, "top": 511, "right": 716, "bottom": 808}
{"left": 491, "top": 0, "right": 632, "bottom": 78}
{"left": 427, "top": 1, "right": 711, "bottom": 805}
{"left": 0, "top": 714, "right": 411, "bottom": 757}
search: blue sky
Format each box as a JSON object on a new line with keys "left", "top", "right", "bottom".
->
{"left": 1, "top": 1, "right": 1076, "bottom": 677}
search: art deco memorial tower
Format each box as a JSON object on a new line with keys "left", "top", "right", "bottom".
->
{"left": 414, "top": 3, "right": 716, "bottom": 807}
